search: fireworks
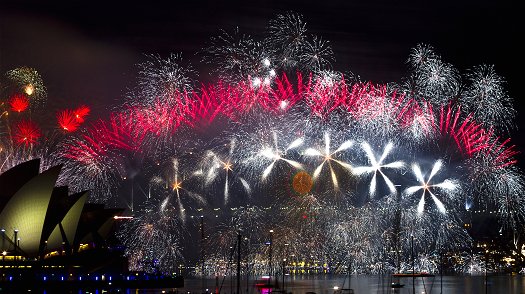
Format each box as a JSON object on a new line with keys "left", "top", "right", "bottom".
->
{"left": 57, "top": 106, "right": 90, "bottom": 132}
{"left": 202, "top": 11, "right": 334, "bottom": 85}
{"left": 403, "top": 160, "right": 458, "bottom": 214}
{"left": 0, "top": 66, "right": 91, "bottom": 184}
{"left": 127, "top": 53, "right": 197, "bottom": 106}
{"left": 403, "top": 44, "right": 460, "bottom": 106}
{"left": 13, "top": 119, "right": 41, "bottom": 146}
{"left": 117, "top": 197, "right": 185, "bottom": 273}
{"left": 5, "top": 67, "right": 47, "bottom": 107}
{"left": 258, "top": 133, "right": 304, "bottom": 181}
{"left": 150, "top": 158, "right": 206, "bottom": 222}
{"left": 353, "top": 142, "right": 404, "bottom": 199}
{"left": 9, "top": 94, "right": 29, "bottom": 113}
{"left": 304, "top": 132, "right": 353, "bottom": 190}
{"left": 70, "top": 65, "right": 520, "bottom": 274}
{"left": 3, "top": 12, "right": 522, "bottom": 276}
{"left": 197, "top": 140, "right": 252, "bottom": 205}
{"left": 57, "top": 109, "right": 79, "bottom": 132}
{"left": 461, "top": 64, "right": 515, "bottom": 133}
{"left": 202, "top": 28, "right": 271, "bottom": 84}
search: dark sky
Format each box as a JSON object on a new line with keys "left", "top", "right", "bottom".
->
{"left": 1, "top": 0, "right": 523, "bottom": 153}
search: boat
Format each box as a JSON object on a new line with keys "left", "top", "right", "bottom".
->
{"left": 333, "top": 288, "right": 354, "bottom": 294}
{"left": 392, "top": 272, "right": 435, "bottom": 278}
{"left": 390, "top": 282, "right": 405, "bottom": 288}
{"left": 392, "top": 235, "right": 436, "bottom": 279}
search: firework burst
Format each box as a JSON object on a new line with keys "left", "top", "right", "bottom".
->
{"left": 44, "top": 12, "right": 524, "bottom": 275}
{"left": 198, "top": 140, "right": 251, "bottom": 205}
{"left": 353, "top": 141, "right": 404, "bottom": 199}
{"left": 304, "top": 132, "right": 353, "bottom": 190}
{"left": 117, "top": 197, "right": 185, "bottom": 274}
{"left": 6, "top": 67, "right": 47, "bottom": 107}
{"left": 151, "top": 158, "right": 206, "bottom": 222}
{"left": 404, "top": 160, "right": 458, "bottom": 215}
{"left": 127, "top": 53, "right": 197, "bottom": 106}
{"left": 461, "top": 64, "right": 515, "bottom": 133}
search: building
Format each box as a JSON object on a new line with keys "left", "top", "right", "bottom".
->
{"left": 0, "top": 159, "right": 185, "bottom": 291}
{"left": 0, "top": 158, "right": 124, "bottom": 263}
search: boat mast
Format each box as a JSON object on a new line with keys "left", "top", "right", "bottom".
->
{"left": 411, "top": 234, "right": 415, "bottom": 294}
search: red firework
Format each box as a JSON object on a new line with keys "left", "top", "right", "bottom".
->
{"left": 9, "top": 94, "right": 29, "bottom": 113}
{"left": 62, "top": 114, "right": 138, "bottom": 166}
{"left": 57, "top": 109, "right": 80, "bottom": 132}
{"left": 182, "top": 88, "right": 222, "bottom": 125}
{"left": 14, "top": 120, "right": 41, "bottom": 146}
{"left": 74, "top": 105, "right": 90, "bottom": 123}
{"left": 57, "top": 105, "right": 91, "bottom": 132}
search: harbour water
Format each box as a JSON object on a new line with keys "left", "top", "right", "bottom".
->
{"left": 179, "top": 275, "right": 525, "bottom": 294}
{"left": 27, "top": 275, "right": 525, "bottom": 293}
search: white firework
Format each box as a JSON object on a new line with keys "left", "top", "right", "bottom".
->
{"left": 151, "top": 158, "right": 206, "bottom": 222}
{"left": 202, "top": 28, "right": 270, "bottom": 83}
{"left": 259, "top": 132, "right": 304, "bottom": 181}
{"left": 304, "top": 132, "right": 353, "bottom": 190}
{"left": 404, "top": 159, "right": 457, "bottom": 214}
{"left": 461, "top": 64, "right": 515, "bottom": 133}
{"left": 403, "top": 44, "right": 460, "bottom": 106}
{"left": 266, "top": 11, "right": 308, "bottom": 69}
{"left": 129, "top": 53, "right": 196, "bottom": 106}
{"left": 299, "top": 35, "right": 335, "bottom": 72}
{"left": 353, "top": 141, "right": 404, "bottom": 198}
{"left": 117, "top": 197, "right": 185, "bottom": 274}
{"left": 198, "top": 140, "right": 251, "bottom": 205}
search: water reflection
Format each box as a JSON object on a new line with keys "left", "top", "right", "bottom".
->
{"left": 181, "top": 275, "right": 525, "bottom": 294}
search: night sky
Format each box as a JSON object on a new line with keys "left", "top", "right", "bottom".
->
{"left": 1, "top": 0, "right": 523, "bottom": 157}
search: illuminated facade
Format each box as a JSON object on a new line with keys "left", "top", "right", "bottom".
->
{"left": 0, "top": 159, "right": 119, "bottom": 259}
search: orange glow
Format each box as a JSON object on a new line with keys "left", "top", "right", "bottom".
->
{"left": 223, "top": 161, "right": 233, "bottom": 171}
{"left": 172, "top": 180, "right": 182, "bottom": 191}
{"left": 292, "top": 171, "right": 313, "bottom": 195}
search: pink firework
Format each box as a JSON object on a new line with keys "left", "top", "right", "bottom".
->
{"left": 92, "top": 113, "right": 146, "bottom": 151}
{"left": 65, "top": 73, "right": 517, "bottom": 171}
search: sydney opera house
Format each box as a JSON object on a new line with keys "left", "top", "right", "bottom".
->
{"left": 0, "top": 158, "right": 125, "bottom": 269}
